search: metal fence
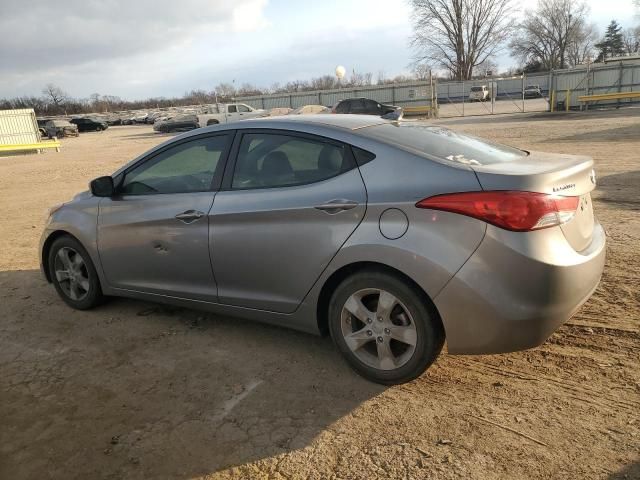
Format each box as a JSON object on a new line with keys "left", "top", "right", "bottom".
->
{"left": 551, "top": 61, "right": 640, "bottom": 111}
{"left": 235, "top": 61, "right": 640, "bottom": 119}
{"left": 237, "top": 81, "right": 435, "bottom": 113}
{"left": 435, "top": 72, "right": 551, "bottom": 117}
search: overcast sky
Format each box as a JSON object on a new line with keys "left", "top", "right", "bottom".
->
{"left": 0, "top": 0, "right": 637, "bottom": 100}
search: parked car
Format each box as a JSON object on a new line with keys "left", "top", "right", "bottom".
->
{"left": 469, "top": 85, "right": 491, "bottom": 102}
{"left": 153, "top": 114, "right": 199, "bottom": 133}
{"left": 105, "top": 115, "right": 123, "bottom": 126}
{"left": 524, "top": 85, "right": 543, "bottom": 98}
{"left": 45, "top": 120, "right": 79, "bottom": 138}
{"left": 268, "top": 107, "right": 293, "bottom": 117}
{"left": 70, "top": 117, "right": 108, "bottom": 132}
{"left": 37, "top": 119, "right": 49, "bottom": 138}
{"left": 41, "top": 114, "right": 605, "bottom": 384}
{"left": 132, "top": 112, "right": 149, "bottom": 124}
{"left": 197, "top": 103, "right": 266, "bottom": 127}
{"left": 331, "top": 98, "right": 402, "bottom": 119}
{"left": 291, "top": 105, "right": 330, "bottom": 115}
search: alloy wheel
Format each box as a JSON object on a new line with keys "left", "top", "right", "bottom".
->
{"left": 54, "top": 247, "right": 90, "bottom": 301}
{"left": 340, "top": 288, "right": 417, "bottom": 371}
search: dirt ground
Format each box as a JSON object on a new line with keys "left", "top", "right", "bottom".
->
{"left": 1, "top": 109, "right": 639, "bottom": 480}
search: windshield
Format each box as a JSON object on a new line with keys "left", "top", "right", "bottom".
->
{"left": 361, "top": 123, "right": 527, "bottom": 166}
{"left": 470, "top": 86, "right": 484, "bottom": 92}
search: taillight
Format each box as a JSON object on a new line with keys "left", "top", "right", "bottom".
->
{"left": 416, "top": 191, "right": 579, "bottom": 232}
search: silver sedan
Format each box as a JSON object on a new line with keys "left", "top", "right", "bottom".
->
{"left": 41, "top": 115, "right": 605, "bottom": 384}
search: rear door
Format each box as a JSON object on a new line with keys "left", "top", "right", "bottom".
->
{"left": 97, "top": 133, "right": 233, "bottom": 301}
{"left": 209, "top": 130, "right": 367, "bottom": 313}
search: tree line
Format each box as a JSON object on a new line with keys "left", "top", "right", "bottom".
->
{"left": 0, "top": 68, "right": 435, "bottom": 116}
{"left": 410, "top": 0, "right": 639, "bottom": 78}
{"left": 1, "top": 0, "right": 639, "bottom": 116}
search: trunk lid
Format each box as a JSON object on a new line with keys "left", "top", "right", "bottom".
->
{"left": 472, "top": 150, "right": 596, "bottom": 251}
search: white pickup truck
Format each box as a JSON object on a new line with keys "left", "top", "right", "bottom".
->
{"left": 197, "top": 103, "right": 266, "bottom": 127}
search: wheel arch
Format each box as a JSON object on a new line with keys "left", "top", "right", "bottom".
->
{"left": 315, "top": 261, "right": 444, "bottom": 337}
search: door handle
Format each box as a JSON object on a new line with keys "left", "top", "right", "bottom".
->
{"left": 314, "top": 199, "right": 359, "bottom": 214}
{"left": 175, "top": 210, "right": 205, "bottom": 224}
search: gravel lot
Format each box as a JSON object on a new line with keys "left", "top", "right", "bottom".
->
{"left": 1, "top": 110, "right": 639, "bottom": 480}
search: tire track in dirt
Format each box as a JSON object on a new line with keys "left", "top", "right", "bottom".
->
{"left": 447, "top": 357, "right": 639, "bottom": 412}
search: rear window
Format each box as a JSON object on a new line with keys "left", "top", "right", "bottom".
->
{"left": 361, "top": 123, "right": 527, "bottom": 166}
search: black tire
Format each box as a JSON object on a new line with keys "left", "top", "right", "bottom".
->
{"left": 207, "top": 119, "right": 219, "bottom": 126}
{"left": 48, "top": 235, "right": 104, "bottom": 310}
{"left": 95, "top": 125, "right": 103, "bottom": 132}
{"left": 328, "top": 269, "right": 444, "bottom": 385}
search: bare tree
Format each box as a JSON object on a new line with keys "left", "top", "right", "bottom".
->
{"left": 566, "top": 22, "right": 599, "bottom": 65}
{"left": 412, "top": 63, "right": 432, "bottom": 80}
{"left": 41, "top": 84, "right": 68, "bottom": 109}
{"left": 214, "top": 82, "right": 236, "bottom": 100}
{"left": 310, "top": 75, "right": 338, "bottom": 90}
{"left": 473, "top": 58, "right": 498, "bottom": 77}
{"left": 510, "top": 0, "right": 591, "bottom": 70}
{"left": 622, "top": 26, "right": 640, "bottom": 53}
{"left": 410, "top": 0, "right": 515, "bottom": 80}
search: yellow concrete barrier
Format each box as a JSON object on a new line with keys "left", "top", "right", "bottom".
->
{"left": 578, "top": 91, "right": 640, "bottom": 102}
{"left": 403, "top": 105, "right": 432, "bottom": 116}
{"left": 0, "top": 139, "right": 61, "bottom": 153}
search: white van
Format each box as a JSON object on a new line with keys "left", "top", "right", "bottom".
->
{"left": 469, "top": 85, "right": 491, "bottom": 102}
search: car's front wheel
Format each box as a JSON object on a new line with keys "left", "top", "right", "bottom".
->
{"left": 48, "top": 235, "right": 104, "bottom": 310}
{"left": 328, "top": 270, "right": 444, "bottom": 385}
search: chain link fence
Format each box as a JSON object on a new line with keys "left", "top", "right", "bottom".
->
{"left": 235, "top": 61, "right": 640, "bottom": 119}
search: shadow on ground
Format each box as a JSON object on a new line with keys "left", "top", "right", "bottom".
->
{"left": 436, "top": 106, "right": 640, "bottom": 126}
{"left": 556, "top": 124, "right": 640, "bottom": 143}
{"left": 119, "top": 130, "right": 176, "bottom": 140}
{"left": 608, "top": 460, "right": 640, "bottom": 479}
{"left": 0, "top": 269, "right": 384, "bottom": 479}
{"left": 593, "top": 170, "right": 640, "bottom": 210}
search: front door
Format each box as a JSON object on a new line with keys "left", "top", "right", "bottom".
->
{"left": 210, "top": 130, "right": 367, "bottom": 313}
{"left": 97, "top": 133, "right": 232, "bottom": 301}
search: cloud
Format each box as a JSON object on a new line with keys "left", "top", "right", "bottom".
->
{"left": 0, "top": 0, "right": 268, "bottom": 74}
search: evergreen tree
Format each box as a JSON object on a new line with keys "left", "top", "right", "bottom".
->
{"left": 595, "top": 20, "right": 625, "bottom": 61}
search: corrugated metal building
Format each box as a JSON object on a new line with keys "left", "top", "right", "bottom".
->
{"left": 0, "top": 108, "right": 40, "bottom": 146}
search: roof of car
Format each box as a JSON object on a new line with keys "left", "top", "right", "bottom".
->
{"left": 213, "top": 114, "right": 389, "bottom": 132}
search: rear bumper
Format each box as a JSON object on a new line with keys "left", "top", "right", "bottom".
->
{"left": 434, "top": 221, "right": 606, "bottom": 354}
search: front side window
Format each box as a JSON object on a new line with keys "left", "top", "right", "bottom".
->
{"left": 232, "top": 133, "right": 353, "bottom": 189}
{"left": 365, "top": 100, "right": 382, "bottom": 114}
{"left": 120, "top": 135, "right": 229, "bottom": 195}
{"left": 238, "top": 105, "right": 251, "bottom": 113}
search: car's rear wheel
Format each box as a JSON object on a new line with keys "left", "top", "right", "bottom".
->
{"left": 48, "top": 236, "right": 104, "bottom": 310}
{"left": 328, "top": 270, "right": 444, "bottom": 385}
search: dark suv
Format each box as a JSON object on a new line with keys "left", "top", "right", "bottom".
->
{"left": 331, "top": 98, "right": 401, "bottom": 118}
{"left": 70, "top": 117, "right": 108, "bottom": 132}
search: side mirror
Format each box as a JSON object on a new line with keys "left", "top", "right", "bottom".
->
{"left": 90, "top": 176, "right": 115, "bottom": 197}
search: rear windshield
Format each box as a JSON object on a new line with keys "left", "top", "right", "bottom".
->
{"left": 470, "top": 86, "right": 484, "bottom": 92}
{"left": 361, "top": 123, "right": 527, "bottom": 166}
